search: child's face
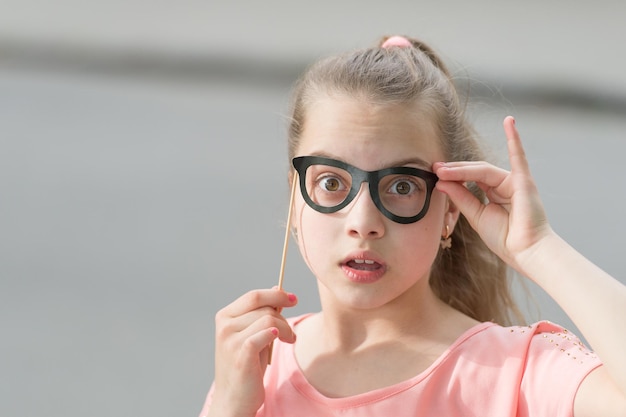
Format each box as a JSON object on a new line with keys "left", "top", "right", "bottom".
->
{"left": 293, "top": 95, "right": 458, "bottom": 311}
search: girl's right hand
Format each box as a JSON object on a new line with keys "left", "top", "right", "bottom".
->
{"left": 207, "top": 288, "right": 298, "bottom": 417}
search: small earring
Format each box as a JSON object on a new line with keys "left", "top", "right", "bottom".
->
{"left": 440, "top": 225, "right": 452, "bottom": 250}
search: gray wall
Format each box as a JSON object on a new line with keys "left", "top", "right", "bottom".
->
{"left": 1, "top": 2, "right": 625, "bottom": 416}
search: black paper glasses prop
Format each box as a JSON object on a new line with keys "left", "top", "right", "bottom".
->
{"left": 292, "top": 155, "right": 438, "bottom": 224}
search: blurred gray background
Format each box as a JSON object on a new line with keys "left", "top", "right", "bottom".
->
{"left": 1, "top": 2, "right": 625, "bottom": 416}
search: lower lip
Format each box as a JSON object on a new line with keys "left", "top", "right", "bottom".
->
{"left": 341, "top": 264, "right": 386, "bottom": 283}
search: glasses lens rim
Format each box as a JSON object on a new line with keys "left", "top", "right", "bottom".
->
{"left": 292, "top": 156, "right": 438, "bottom": 224}
{"left": 293, "top": 156, "right": 358, "bottom": 213}
{"left": 376, "top": 173, "right": 431, "bottom": 221}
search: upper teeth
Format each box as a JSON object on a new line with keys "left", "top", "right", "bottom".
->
{"left": 354, "top": 259, "right": 375, "bottom": 264}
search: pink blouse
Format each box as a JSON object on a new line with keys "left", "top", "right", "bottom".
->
{"left": 200, "top": 314, "right": 601, "bottom": 417}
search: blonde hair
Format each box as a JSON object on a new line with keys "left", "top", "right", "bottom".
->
{"left": 286, "top": 36, "right": 524, "bottom": 326}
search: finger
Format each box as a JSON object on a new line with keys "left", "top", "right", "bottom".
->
{"left": 470, "top": 181, "right": 510, "bottom": 205}
{"left": 217, "top": 302, "right": 297, "bottom": 341}
{"left": 485, "top": 187, "right": 511, "bottom": 205}
{"left": 436, "top": 180, "right": 487, "bottom": 230}
{"left": 238, "top": 327, "right": 279, "bottom": 364}
{"left": 434, "top": 162, "right": 509, "bottom": 189}
{"left": 248, "top": 311, "right": 297, "bottom": 343}
{"left": 220, "top": 289, "right": 298, "bottom": 318}
{"left": 503, "top": 116, "right": 531, "bottom": 175}
{"left": 433, "top": 161, "right": 485, "bottom": 168}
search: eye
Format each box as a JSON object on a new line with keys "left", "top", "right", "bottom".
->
{"left": 388, "top": 178, "right": 420, "bottom": 195}
{"left": 319, "top": 176, "right": 343, "bottom": 192}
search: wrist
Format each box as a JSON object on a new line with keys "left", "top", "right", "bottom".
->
{"left": 207, "top": 405, "right": 256, "bottom": 417}
{"left": 206, "top": 394, "right": 259, "bottom": 417}
{"left": 510, "top": 228, "right": 555, "bottom": 270}
{"left": 511, "top": 230, "right": 570, "bottom": 284}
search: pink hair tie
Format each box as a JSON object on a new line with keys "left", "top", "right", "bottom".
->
{"left": 381, "top": 36, "right": 412, "bottom": 48}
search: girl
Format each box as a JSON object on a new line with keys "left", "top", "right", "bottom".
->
{"left": 200, "top": 35, "right": 626, "bottom": 416}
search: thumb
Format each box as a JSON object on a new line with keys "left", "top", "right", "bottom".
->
{"left": 436, "top": 180, "right": 483, "bottom": 230}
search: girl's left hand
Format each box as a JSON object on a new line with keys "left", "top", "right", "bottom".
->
{"left": 433, "top": 116, "right": 553, "bottom": 271}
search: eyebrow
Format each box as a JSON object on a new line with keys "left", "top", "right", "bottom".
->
{"left": 305, "top": 151, "right": 433, "bottom": 171}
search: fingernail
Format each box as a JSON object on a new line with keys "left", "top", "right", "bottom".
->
{"left": 288, "top": 293, "right": 297, "bottom": 303}
{"left": 270, "top": 328, "right": 278, "bottom": 336}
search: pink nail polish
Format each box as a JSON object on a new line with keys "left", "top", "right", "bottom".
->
{"left": 288, "top": 293, "right": 297, "bottom": 303}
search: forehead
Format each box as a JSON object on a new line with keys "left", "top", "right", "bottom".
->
{"left": 296, "top": 95, "right": 444, "bottom": 170}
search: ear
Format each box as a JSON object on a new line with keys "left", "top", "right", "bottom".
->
{"left": 442, "top": 196, "right": 461, "bottom": 236}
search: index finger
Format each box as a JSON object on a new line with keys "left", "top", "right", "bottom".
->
{"left": 220, "top": 288, "right": 298, "bottom": 318}
{"left": 504, "top": 116, "right": 531, "bottom": 175}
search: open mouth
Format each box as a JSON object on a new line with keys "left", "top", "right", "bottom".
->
{"left": 345, "top": 259, "right": 382, "bottom": 271}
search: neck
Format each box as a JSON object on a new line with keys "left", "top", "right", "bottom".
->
{"left": 315, "top": 281, "right": 457, "bottom": 352}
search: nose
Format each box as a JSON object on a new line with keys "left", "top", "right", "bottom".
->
{"left": 344, "top": 183, "right": 386, "bottom": 239}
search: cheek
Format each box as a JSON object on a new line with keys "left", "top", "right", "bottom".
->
{"left": 395, "top": 196, "right": 447, "bottom": 252}
{"left": 293, "top": 201, "right": 335, "bottom": 275}
{"left": 399, "top": 222, "right": 440, "bottom": 249}
{"left": 425, "top": 192, "right": 449, "bottom": 227}
{"left": 390, "top": 223, "right": 442, "bottom": 275}
{"left": 297, "top": 203, "right": 335, "bottom": 246}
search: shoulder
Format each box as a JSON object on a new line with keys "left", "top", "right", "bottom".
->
{"left": 440, "top": 321, "right": 601, "bottom": 416}
{"left": 499, "top": 321, "right": 600, "bottom": 374}
{"left": 448, "top": 320, "right": 569, "bottom": 358}
{"left": 457, "top": 321, "right": 596, "bottom": 358}
{"left": 457, "top": 321, "right": 600, "bottom": 377}
{"left": 493, "top": 321, "right": 602, "bottom": 416}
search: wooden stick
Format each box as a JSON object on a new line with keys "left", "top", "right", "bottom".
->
{"left": 277, "top": 173, "right": 298, "bottom": 291}
{"left": 268, "top": 173, "right": 298, "bottom": 364}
